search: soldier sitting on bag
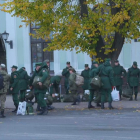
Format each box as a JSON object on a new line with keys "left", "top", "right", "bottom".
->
{"left": 113, "top": 60, "right": 126, "bottom": 100}
{"left": 68, "top": 68, "right": 79, "bottom": 105}
{"left": 127, "top": 61, "right": 140, "bottom": 101}
{"left": 88, "top": 61, "right": 101, "bottom": 109}
{"left": 29, "top": 63, "right": 49, "bottom": 115}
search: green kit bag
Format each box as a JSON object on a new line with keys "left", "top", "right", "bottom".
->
{"left": 90, "top": 75, "right": 102, "bottom": 89}
{"left": 25, "top": 90, "right": 35, "bottom": 101}
{"left": 63, "top": 94, "right": 74, "bottom": 102}
{"left": 44, "top": 93, "right": 53, "bottom": 105}
{"left": 122, "top": 86, "right": 132, "bottom": 98}
{"left": 33, "top": 76, "right": 51, "bottom": 89}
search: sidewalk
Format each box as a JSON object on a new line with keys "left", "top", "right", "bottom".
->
{"left": 5, "top": 95, "right": 140, "bottom": 110}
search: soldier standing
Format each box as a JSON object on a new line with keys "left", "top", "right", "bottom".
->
{"left": 88, "top": 61, "right": 101, "bottom": 109}
{"left": 69, "top": 68, "right": 79, "bottom": 105}
{"left": 0, "top": 64, "right": 10, "bottom": 118}
{"left": 18, "top": 67, "right": 30, "bottom": 102}
{"left": 113, "top": 60, "right": 126, "bottom": 100}
{"left": 10, "top": 65, "right": 19, "bottom": 112}
{"left": 96, "top": 59, "right": 115, "bottom": 109}
{"left": 30, "top": 63, "right": 49, "bottom": 115}
{"left": 127, "top": 61, "right": 140, "bottom": 101}
{"left": 81, "top": 64, "right": 90, "bottom": 91}
{"left": 62, "top": 62, "right": 72, "bottom": 94}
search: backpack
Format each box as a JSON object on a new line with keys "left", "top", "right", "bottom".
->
{"left": 75, "top": 74, "right": 84, "bottom": 86}
{"left": 0, "top": 73, "right": 4, "bottom": 90}
{"left": 90, "top": 66, "right": 104, "bottom": 89}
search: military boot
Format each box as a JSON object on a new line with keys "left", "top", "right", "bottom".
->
{"left": 12, "top": 106, "right": 18, "bottom": 113}
{"left": 0, "top": 109, "right": 6, "bottom": 118}
{"left": 135, "top": 94, "right": 137, "bottom": 101}
{"left": 108, "top": 102, "right": 114, "bottom": 109}
{"left": 101, "top": 102, "right": 104, "bottom": 109}
{"left": 88, "top": 102, "right": 95, "bottom": 109}
{"left": 71, "top": 99, "right": 77, "bottom": 105}
{"left": 36, "top": 104, "right": 42, "bottom": 111}
{"left": 96, "top": 103, "right": 101, "bottom": 107}
{"left": 37, "top": 107, "right": 48, "bottom": 115}
{"left": 47, "top": 105, "right": 55, "bottom": 110}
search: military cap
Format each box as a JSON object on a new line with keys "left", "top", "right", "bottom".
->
{"left": 11, "top": 65, "right": 18, "bottom": 69}
{"left": 35, "top": 62, "right": 42, "bottom": 66}
{"left": 66, "top": 62, "right": 70, "bottom": 64}
{"left": 22, "top": 67, "right": 25, "bottom": 69}
{"left": 133, "top": 61, "right": 138, "bottom": 66}
{"left": 93, "top": 61, "right": 98, "bottom": 64}
{"left": 85, "top": 64, "right": 89, "bottom": 67}
{"left": 0, "top": 64, "right": 6, "bottom": 68}
{"left": 44, "top": 59, "right": 50, "bottom": 63}
{"left": 114, "top": 60, "right": 119, "bottom": 62}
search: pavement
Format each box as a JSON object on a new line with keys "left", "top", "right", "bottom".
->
{"left": 0, "top": 95, "right": 140, "bottom": 140}
{"left": 5, "top": 94, "right": 140, "bottom": 110}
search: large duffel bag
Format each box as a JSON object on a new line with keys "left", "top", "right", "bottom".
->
{"left": 63, "top": 94, "right": 74, "bottom": 102}
{"left": 122, "top": 86, "right": 132, "bottom": 98}
{"left": 44, "top": 93, "right": 53, "bottom": 105}
{"left": 33, "top": 76, "right": 51, "bottom": 89}
{"left": 90, "top": 75, "right": 102, "bottom": 89}
{"left": 75, "top": 74, "right": 84, "bottom": 86}
{"left": 25, "top": 89, "right": 35, "bottom": 101}
{"left": 52, "top": 93, "right": 60, "bottom": 102}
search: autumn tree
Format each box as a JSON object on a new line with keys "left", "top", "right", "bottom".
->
{"left": 1, "top": 0, "right": 140, "bottom": 62}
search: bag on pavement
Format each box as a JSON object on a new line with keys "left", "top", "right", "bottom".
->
{"left": 17, "top": 101, "right": 27, "bottom": 115}
{"left": 111, "top": 88, "right": 120, "bottom": 101}
{"left": 44, "top": 92, "right": 53, "bottom": 105}
{"left": 33, "top": 76, "right": 51, "bottom": 89}
{"left": 122, "top": 86, "right": 132, "bottom": 98}
{"left": 75, "top": 74, "right": 84, "bottom": 86}
{"left": 63, "top": 94, "right": 74, "bottom": 102}
{"left": 52, "top": 93, "right": 60, "bottom": 102}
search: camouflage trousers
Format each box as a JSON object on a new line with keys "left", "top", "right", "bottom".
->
{"left": 0, "top": 93, "right": 6, "bottom": 110}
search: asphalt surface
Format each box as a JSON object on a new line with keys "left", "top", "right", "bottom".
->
{"left": 0, "top": 108, "right": 140, "bottom": 140}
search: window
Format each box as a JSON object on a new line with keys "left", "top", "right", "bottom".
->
{"left": 30, "top": 24, "right": 54, "bottom": 74}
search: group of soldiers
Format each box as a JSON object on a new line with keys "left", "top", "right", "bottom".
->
{"left": 0, "top": 60, "right": 62, "bottom": 118}
{"left": 0, "top": 58, "right": 139, "bottom": 118}
{"left": 62, "top": 59, "right": 140, "bottom": 109}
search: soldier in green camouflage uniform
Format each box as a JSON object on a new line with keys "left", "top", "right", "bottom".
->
{"left": 0, "top": 64, "right": 10, "bottom": 118}
{"left": 113, "top": 60, "right": 126, "bottom": 100}
{"left": 95, "top": 59, "right": 115, "bottom": 109}
{"left": 50, "top": 76, "right": 61, "bottom": 95}
{"left": 62, "top": 62, "right": 72, "bottom": 94}
{"left": 81, "top": 64, "right": 90, "bottom": 90}
{"left": 10, "top": 65, "right": 19, "bottom": 112}
{"left": 18, "top": 67, "right": 30, "bottom": 102}
{"left": 30, "top": 63, "right": 49, "bottom": 115}
{"left": 69, "top": 68, "right": 79, "bottom": 105}
{"left": 127, "top": 61, "right": 140, "bottom": 101}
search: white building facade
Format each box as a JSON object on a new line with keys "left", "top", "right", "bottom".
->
{"left": 0, "top": 6, "right": 140, "bottom": 75}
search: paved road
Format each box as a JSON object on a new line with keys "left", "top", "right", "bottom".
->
{"left": 0, "top": 108, "right": 140, "bottom": 140}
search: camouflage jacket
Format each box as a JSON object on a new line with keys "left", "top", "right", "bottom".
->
{"left": 0, "top": 70, "right": 10, "bottom": 94}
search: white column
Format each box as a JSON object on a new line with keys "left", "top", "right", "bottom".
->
{"left": 6, "top": 14, "right": 17, "bottom": 74}
{"left": 23, "top": 25, "right": 31, "bottom": 74}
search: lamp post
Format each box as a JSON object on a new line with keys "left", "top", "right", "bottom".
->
{"left": 2, "top": 31, "right": 13, "bottom": 49}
